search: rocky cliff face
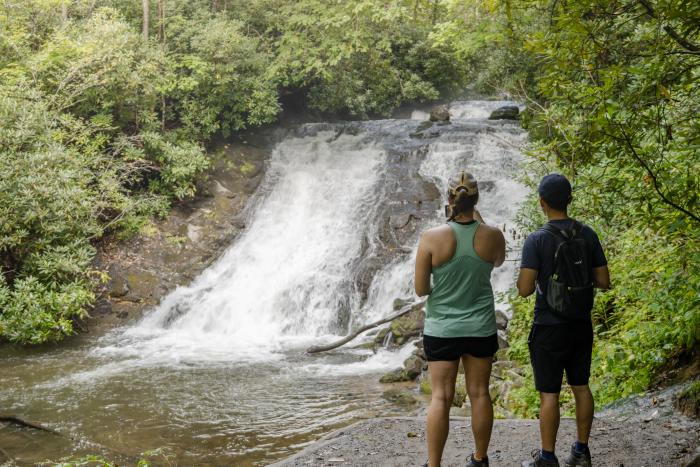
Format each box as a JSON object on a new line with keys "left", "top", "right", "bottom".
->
{"left": 91, "top": 135, "right": 270, "bottom": 333}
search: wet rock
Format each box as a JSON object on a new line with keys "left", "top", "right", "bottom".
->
{"left": 107, "top": 267, "right": 129, "bottom": 298}
{"left": 422, "top": 180, "right": 441, "bottom": 201}
{"left": 479, "top": 180, "right": 496, "bottom": 192}
{"left": 382, "top": 388, "right": 417, "bottom": 406}
{"left": 244, "top": 174, "right": 263, "bottom": 194}
{"left": 380, "top": 351, "right": 425, "bottom": 383}
{"left": 393, "top": 297, "right": 412, "bottom": 310}
{"left": 374, "top": 328, "right": 391, "bottom": 346}
{"left": 497, "top": 329, "right": 509, "bottom": 349}
{"left": 415, "top": 121, "right": 433, "bottom": 132}
{"left": 231, "top": 217, "right": 246, "bottom": 230}
{"left": 412, "top": 342, "right": 426, "bottom": 361}
{"left": 112, "top": 302, "right": 136, "bottom": 320}
{"left": 389, "top": 308, "right": 424, "bottom": 345}
{"left": 488, "top": 105, "right": 520, "bottom": 120}
{"left": 496, "top": 309, "right": 509, "bottom": 330}
{"left": 675, "top": 381, "right": 700, "bottom": 419}
{"left": 92, "top": 298, "right": 112, "bottom": 315}
{"left": 402, "top": 355, "right": 425, "bottom": 380}
{"left": 213, "top": 180, "right": 232, "bottom": 195}
{"left": 389, "top": 214, "right": 411, "bottom": 230}
{"left": 187, "top": 224, "right": 202, "bottom": 243}
{"left": 684, "top": 446, "right": 700, "bottom": 467}
{"left": 409, "top": 128, "right": 441, "bottom": 139}
{"left": 429, "top": 106, "right": 450, "bottom": 122}
{"left": 453, "top": 383, "right": 467, "bottom": 407}
{"left": 379, "top": 368, "right": 411, "bottom": 383}
{"left": 125, "top": 270, "right": 160, "bottom": 302}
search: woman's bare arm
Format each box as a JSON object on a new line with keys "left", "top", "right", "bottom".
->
{"left": 414, "top": 233, "right": 432, "bottom": 297}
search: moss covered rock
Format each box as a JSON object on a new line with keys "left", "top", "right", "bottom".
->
{"left": 382, "top": 388, "right": 417, "bottom": 406}
{"left": 675, "top": 380, "right": 700, "bottom": 419}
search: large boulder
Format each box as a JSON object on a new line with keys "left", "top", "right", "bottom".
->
{"left": 389, "top": 309, "right": 424, "bottom": 345}
{"left": 429, "top": 106, "right": 450, "bottom": 122}
{"left": 488, "top": 105, "right": 520, "bottom": 120}
{"left": 379, "top": 368, "right": 411, "bottom": 383}
{"left": 496, "top": 309, "right": 509, "bottom": 330}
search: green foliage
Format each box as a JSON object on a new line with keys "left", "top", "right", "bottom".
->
{"left": 509, "top": 0, "right": 700, "bottom": 404}
{"left": 1, "top": 0, "right": 478, "bottom": 344}
{"left": 46, "top": 447, "right": 174, "bottom": 466}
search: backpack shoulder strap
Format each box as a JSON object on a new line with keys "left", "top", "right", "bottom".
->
{"left": 541, "top": 220, "right": 582, "bottom": 241}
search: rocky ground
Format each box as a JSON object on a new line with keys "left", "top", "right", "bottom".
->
{"left": 271, "top": 404, "right": 699, "bottom": 467}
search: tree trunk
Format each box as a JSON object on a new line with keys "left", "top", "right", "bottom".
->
{"left": 157, "top": 0, "right": 165, "bottom": 43}
{"left": 142, "top": 0, "right": 149, "bottom": 41}
{"left": 431, "top": 0, "right": 439, "bottom": 25}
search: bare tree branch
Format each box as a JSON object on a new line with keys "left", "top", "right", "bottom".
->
{"left": 306, "top": 300, "right": 425, "bottom": 354}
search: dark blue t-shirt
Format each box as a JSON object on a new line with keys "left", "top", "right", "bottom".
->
{"left": 520, "top": 219, "right": 607, "bottom": 325}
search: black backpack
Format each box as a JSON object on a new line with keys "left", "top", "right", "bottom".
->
{"left": 541, "top": 221, "right": 594, "bottom": 320}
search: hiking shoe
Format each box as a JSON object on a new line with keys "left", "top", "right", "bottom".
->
{"left": 564, "top": 444, "right": 591, "bottom": 467}
{"left": 522, "top": 449, "right": 560, "bottom": 467}
{"left": 465, "top": 453, "right": 489, "bottom": 466}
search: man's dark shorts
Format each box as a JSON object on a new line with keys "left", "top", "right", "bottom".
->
{"left": 528, "top": 321, "right": 593, "bottom": 393}
{"left": 423, "top": 334, "right": 499, "bottom": 361}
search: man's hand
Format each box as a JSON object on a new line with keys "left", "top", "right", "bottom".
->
{"left": 593, "top": 265, "right": 610, "bottom": 290}
{"left": 517, "top": 268, "right": 538, "bottom": 297}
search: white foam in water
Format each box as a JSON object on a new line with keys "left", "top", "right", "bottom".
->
{"left": 411, "top": 110, "right": 430, "bottom": 120}
{"left": 297, "top": 339, "right": 418, "bottom": 376}
{"left": 449, "top": 100, "right": 521, "bottom": 120}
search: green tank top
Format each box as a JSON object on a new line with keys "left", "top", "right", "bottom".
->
{"left": 424, "top": 221, "right": 496, "bottom": 338}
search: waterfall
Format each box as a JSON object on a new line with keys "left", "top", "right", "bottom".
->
{"left": 104, "top": 101, "right": 527, "bottom": 364}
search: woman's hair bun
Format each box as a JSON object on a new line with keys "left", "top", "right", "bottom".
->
{"left": 446, "top": 171, "right": 479, "bottom": 220}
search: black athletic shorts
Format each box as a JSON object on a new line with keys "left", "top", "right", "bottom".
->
{"left": 423, "top": 334, "right": 499, "bottom": 361}
{"left": 528, "top": 321, "right": 593, "bottom": 393}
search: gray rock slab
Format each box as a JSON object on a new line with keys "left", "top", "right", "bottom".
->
{"left": 270, "top": 416, "right": 700, "bottom": 467}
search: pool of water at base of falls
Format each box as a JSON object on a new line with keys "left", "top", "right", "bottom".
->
{"left": 0, "top": 100, "right": 528, "bottom": 466}
{"left": 0, "top": 334, "right": 420, "bottom": 466}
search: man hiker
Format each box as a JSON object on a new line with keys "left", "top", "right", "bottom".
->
{"left": 516, "top": 174, "right": 610, "bottom": 467}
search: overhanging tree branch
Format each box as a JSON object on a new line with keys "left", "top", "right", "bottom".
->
{"left": 616, "top": 125, "right": 700, "bottom": 223}
{"left": 637, "top": 0, "right": 700, "bottom": 53}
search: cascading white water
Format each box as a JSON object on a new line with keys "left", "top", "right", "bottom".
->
{"left": 110, "top": 132, "right": 386, "bottom": 361}
{"left": 360, "top": 102, "right": 529, "bottom": 325}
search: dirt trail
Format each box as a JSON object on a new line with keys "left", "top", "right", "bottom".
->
{"left": 270, "top": 415, "right": 699, "bottom": 467}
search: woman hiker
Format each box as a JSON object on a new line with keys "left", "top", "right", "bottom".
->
{"left": 415, "top": 171, "right": 506, "bottom": 467}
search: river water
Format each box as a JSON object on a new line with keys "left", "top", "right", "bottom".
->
{"left": 0, "top": 101, "right": 527, "bottom": 466}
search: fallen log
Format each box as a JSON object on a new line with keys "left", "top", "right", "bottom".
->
{"left": 306, "top": 299, "right": 426, "bottom": 354}
{"left": 0, "top": 413, "right": 141, "bottom": 462}
{"left": 0, "top": 414, "right": 61, "bottom": 435}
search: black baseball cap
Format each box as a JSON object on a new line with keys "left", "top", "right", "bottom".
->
{"left": 538, "top": 173, "right": 572, "bottom": 210}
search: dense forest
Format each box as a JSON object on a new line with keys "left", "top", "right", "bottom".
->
{"left": 1, "top": 0, "right": 698, "bottom": 410}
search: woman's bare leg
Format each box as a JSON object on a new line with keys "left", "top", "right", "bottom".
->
{"left": 462, "top": 354, "right": 494, "bottom": 460}
{"left": 427, "top": 359, "right": 459, "bottom": 467}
